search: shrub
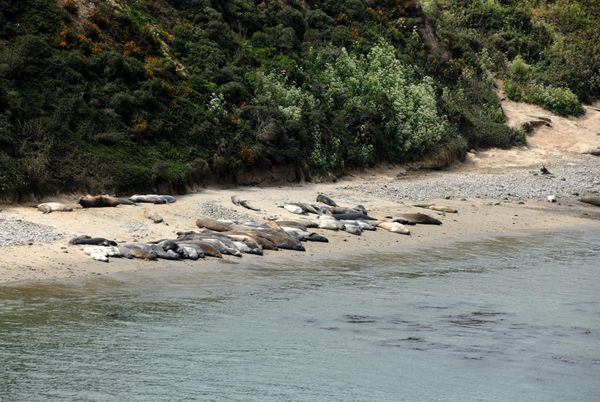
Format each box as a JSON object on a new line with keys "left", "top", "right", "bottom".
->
{"left": 505, "top": 81, "right": 584, "bottom": 116}
{"left": 0, "top": 153, "right": 27, "bottom": 197}
{"left": 507, "top": 55, "right": 532, "bottom": 83}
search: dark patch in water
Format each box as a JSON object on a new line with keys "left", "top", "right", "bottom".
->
{"left": 107, "top": 311, "right": 129, "bottom": 319}
{"left": 447, "top": 312, "right": 505, "bottom": 327}
{"left": 464, "top": 355, "right": 484, "bottom": 360}
{"left": 417, "top": 305, "right": 451, "bottom": 310}
{"left": 551, "top": 355, "right": 577, "bottom": 365}
{"left": 344, "top": 314, "right": 377, "bottom": 324}
{"left": 387, "top": 319, "right": 411, "bottom": 325}
{"left": 471, "top": 311, "right": 505, "bottom": 317}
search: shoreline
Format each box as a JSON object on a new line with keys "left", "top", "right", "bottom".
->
{"left": 1, "top": 167, "right": 598, "bottom": 286}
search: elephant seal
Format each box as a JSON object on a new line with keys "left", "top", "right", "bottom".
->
{"left": 178, "top": 245, "right": 201, "bottom": 260}
{"left": 394, "top": 213, "right": 442, "bottom": 225}
{"left": 196, "top": 217, "right": 233, "bottom": 232}
{"left": 281, "top": 227, "right": 329, "bottom": 243}
{"left": 79, "top": 195, "right": 120, "bottom": 208}
{"left": 198, "top": 238, "right": 242, "bottom": 257}
{"left": 580, "top": 197, "right": 600, "bottom": 207}
{"left": 69, "top": 235, "right": 117, "bottom": 247}
{"left": 129, "top": 194, "right": 176, "bottom": 204}
{"left": 244, "top": 228, "right": 305, "bottom": 251}
{"left": 231, "top": 195, "right": 261, "bottom": 211}
{"left": 414, "top": 204, "right": 457, "bottom": 213}
{"left": 343, "top": 223, "right": 363, "bottom": 236}
{"left": 178, "top": 240, "right": 223, "bottom": 258}
{"left": 116, "top": 198, "right": 136, "bottom": 206}
{"left": 332, "top": 213, "right": 376, "bottom": 221}
{"left": 283, "top": 204, "right": 305, "bottom": 214}
{"left": 378, "top": 222, "right": 410, "bottom": 235}
{"left": 276, "top": 220, "right": 318, "bottom": 229}
{"left": 301, "top": 203, "right": 325, "bottom": 215}
{"left": 316, "top": 194, "right": 338, "bottom": 207}
{"left": 227, "top": 231, "right": 278, "bottom": 251}
{"left": 83, "top": 246, "right": 122, "bottom": 262}
{"left": 37, "top": 202, "right": 73, "bottom": 214}
{"left": 128, "top": 248, "right": 158, "bottom": 260}
{"left": 317, "top": 215, "right": 343, "bottom": 230}
{"left": 225, "top": 235, "right": 264, "bottom": 254}
{"left": 339, "top": 220, "right": 377, "bottom": 231}
{"left": 119, "top": 243, "right": 158, "bottom": 260}
{"left": 150, "top": 244, "right": 180, "bottom": 260}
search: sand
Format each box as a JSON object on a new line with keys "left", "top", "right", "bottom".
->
{"left": 1, "top": 94, "right": 599, "bottom": 285}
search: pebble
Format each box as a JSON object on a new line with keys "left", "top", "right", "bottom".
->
{"left": 0, "top": 218, "right": 64, "bottom": 247}
{"left": 360, "top": 160, "right": 600, "bottom": 202}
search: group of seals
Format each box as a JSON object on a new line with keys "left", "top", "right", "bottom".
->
{"left": 34, "top": 194, "right": 177, "bottom": 213}
{"left": 78, "top": 194, "right": 176, "bottom": 208}
{"left": 70, "top": 193, "right": 450, "bottom": 263}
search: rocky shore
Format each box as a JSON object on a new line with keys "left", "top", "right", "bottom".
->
{"left": 362, "top": 158, "right": 600, "bottom": 204}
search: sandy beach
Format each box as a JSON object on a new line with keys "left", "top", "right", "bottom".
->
{"left": 0, "top": 98, "right": 599, "bottom": 285}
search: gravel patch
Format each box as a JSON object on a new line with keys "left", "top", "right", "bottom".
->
{"left": 177, "top": 201, "right": 253, "bottom": 222}
{"left": 126, "top": 219, "right": 152, "bottom": 238}
{"left": 0, "top": 218, "right": 65, "bottom": 247}
{"left": 353, "top": 160, "right": 600, "bottom": 203}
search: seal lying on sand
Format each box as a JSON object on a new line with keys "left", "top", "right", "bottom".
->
{"left": 283, "top": 204, "right": 305, "bottom": 215}
{"left": 316, "top": 194, "right": 338, "bottom": 207}
{"left": 116, "top": 198, "right": 136, "bottom": 206}
{"left": 378, "top": 222, "right": 410, "bottom": 235}
{"left": 231, "top": 195, "right": 261, "bottom": 211}
{"left": 280, "top": 226, "right": 329, "bottom": 242}
{"left": 79, "top": 195, "right": 120, "bottom": 208}
{"left": 414, "top": 204, "right": 457, "bottom": 213}
{"left": 177, "top": 240, "right": 223, "bottom": 258}
{"left": 394, "top": 213, "right": 442, "bottom": 225}
{"left": 83, "top": 246, "right": 122, "bottom": 262}
{"left": 129, "top": 194, "right": 176, "bottom": 204}
{"left": 317, "top": 215, "right": 343, "bottom": 230}
{"left": 579, "top": 197, "right": 600, "bottom": 207}
{"left": 275, "top": 220, "right": 318, "bottom": 229}
{"left": 332, "top": 212, "right": 376, "bottom": 221}
{"left": 37, "top": 203, "right": 73, "bottom": 214}
{"left": 69, "top": 235, "right": 117, "bottom": 247}
{"left": 196, "top": 217, "right": 233, "bottom": 232}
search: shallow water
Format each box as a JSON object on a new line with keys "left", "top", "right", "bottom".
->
{"left": 1, "top": 229, "right": 599, "bottom": 401}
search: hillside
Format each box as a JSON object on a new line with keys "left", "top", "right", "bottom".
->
{"left": 0, "top": 0, "right": 597, "bottom": 199}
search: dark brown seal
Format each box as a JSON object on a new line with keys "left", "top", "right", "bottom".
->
{"left": 79, "top": 195, "right": 120, "bottom": 208}
{"left": 394, "top": 213, "right": 442, "bottom": 225}
{"left": 579, "top": 197, "right": 600, "bottom": 207}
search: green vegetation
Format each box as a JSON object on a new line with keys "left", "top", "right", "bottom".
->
{"left": 0, "top": 0, "right": 596, "bottom": 199}
{"left": 432, "top": 0, "right": 598, "bottom": 115}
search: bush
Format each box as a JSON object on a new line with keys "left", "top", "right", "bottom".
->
{"left": 0, "top": 153, "right": 27, "bottom": 197}
{"left": 505, "top": 81, "right": 584, "bottom": 116}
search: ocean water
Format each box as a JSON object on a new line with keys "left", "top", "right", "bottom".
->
{"left": 0, "top": 229, "right": 599, "bottom": 401}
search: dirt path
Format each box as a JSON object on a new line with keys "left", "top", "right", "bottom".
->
{"left": 463, "top": 84, "right": 600, "bottom": 171}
